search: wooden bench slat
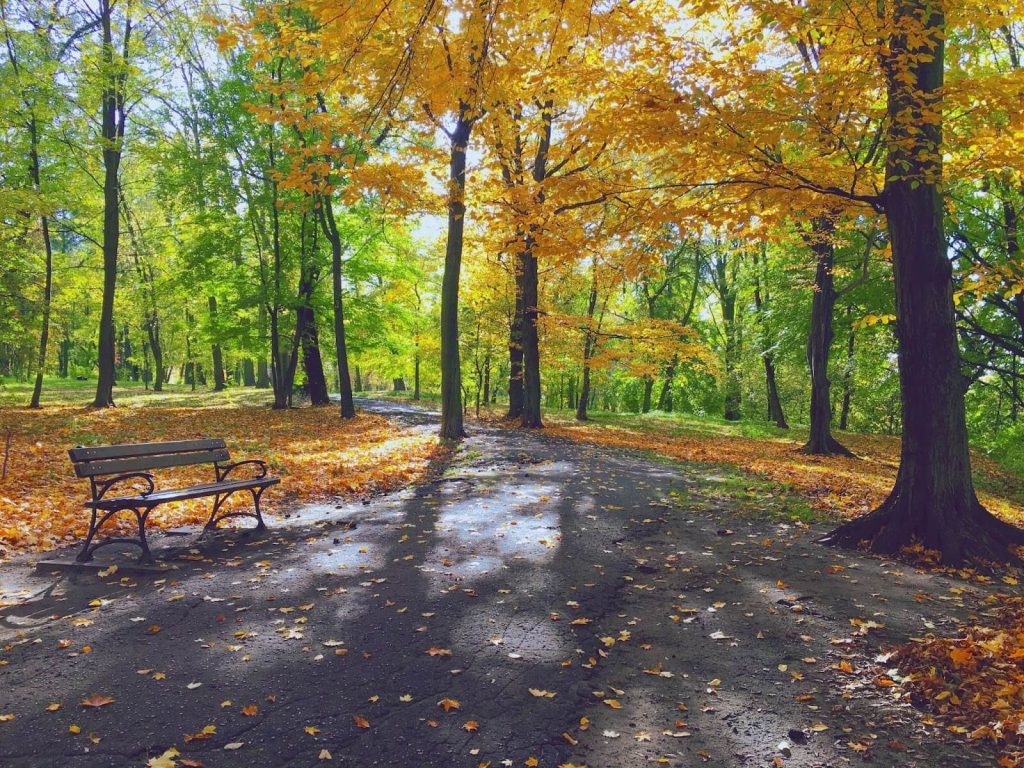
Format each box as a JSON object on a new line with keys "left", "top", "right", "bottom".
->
{"left": 69, "top": 439, "right": 226, "bottom": 463}
{"left": 86, "top": 476, "right": 280, "bottom": 509}
{"left": 73, "top": 448, "right": 232, "bottom": 477}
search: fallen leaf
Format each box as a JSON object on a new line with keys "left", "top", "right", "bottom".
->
{"left": 81, "top": 695, "right": 114, "bottom": 709}
{"left": 438, "top": 698, "right": 461, "bottom": 712}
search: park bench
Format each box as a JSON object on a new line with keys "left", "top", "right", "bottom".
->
{"left": 68, "top": 439, "right": 279, "bottom": 565}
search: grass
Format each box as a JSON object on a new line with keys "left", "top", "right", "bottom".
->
{"left": 536, "top": 407, "right": 1024, "bottom": 529}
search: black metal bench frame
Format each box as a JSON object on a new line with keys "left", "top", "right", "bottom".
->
{"left": 68, "top": 439, "right": 280, "bottom": 564}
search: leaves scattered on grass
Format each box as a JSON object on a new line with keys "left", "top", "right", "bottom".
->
{"left": 0, "top": 406, "right": 442, "bottom": 552}
{"left": 544, "top": 419, "right": 1024, "bottom": 527}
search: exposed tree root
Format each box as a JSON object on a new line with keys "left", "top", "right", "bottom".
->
{"left": 821, "top": 495, "right": 1024, "bottom": 567}
{"left": 801, "top": 434, "right": 856, "bottom": 458}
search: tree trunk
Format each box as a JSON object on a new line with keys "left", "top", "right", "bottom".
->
{"left": 301, "top": 310, "right": 330, "bottom": 405}
{"left": 28, "top": 119, "right": 52, "bottom": 409}
{"left": 439, "top": 111, "right": 472, "bottom": 440}
{"left": 752, "top": 249, "right": 788, "bottom": 428}
{"left": 822, "top": 0, "right": 1024, "bottom": 564}
{"left": 520, "top": 245, "right": 543, "bottom": 428}
{"left": 92, "top": 0, "right": 126, "bottom": 409}
{"left": 839, "top": 306, "right": 855, "bottom": 430}
{"left": 413, "top": 354, "right": 421, "bottom": 400}
{"left": 242, "top": 359, "right": 256, "bottom": 386}
{"left": 641, "top": 375, "right": 654, "bottom": 414}
{"left": 507, "top": 253, "right": 525, "bottom": 420}
{"left": 482, "top": 352, "right": 490, "bottom": 406}
{"left": 354, "top": 365, "right": 362, "bottom": 392}
{"left": 58, "top": 335, "right": 70, "bottom": 378}
{"left": 802, "top": 217, "right": 851, "bottom": 454}
{"left": 657, "top": 357, "right": 676, "bottom": 412}
{"left": 716, "top": 257, "right": 741, "bottom": 421}
{"left": 518, "top": 103, "right": 551, "bottom": 429}
{"left": 209, "top": 295, "right": 226, "bottom": 391}
{"left": 319, "top": 195, "right": 356, "bottom": 418}
{"left": 576, "top": 279, "right": 599, "bottom": 422}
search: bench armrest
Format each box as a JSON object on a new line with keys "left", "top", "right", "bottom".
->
{"left": 216, "top": 460, "right": 268, "bottom": 482}
{"left": 95, "top": 472, "right": 156, "bottom": 500}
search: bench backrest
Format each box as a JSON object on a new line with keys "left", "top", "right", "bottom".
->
{"left": 68, "top": 439, "right": 230, "bottom": 478}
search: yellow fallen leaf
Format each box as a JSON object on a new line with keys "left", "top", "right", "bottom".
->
{"left": 146, "top": 747, "right": 179, "bottom": 768}
{"left": 528, "top": 688, "right": 557, "bottom": 698}
{"left": 603, "top": 699, "right": 622, "bottom": 709}
{"left": 304, "top": 725, "right": 320, "bottom": 735}
{"left": 319, "top": 749, "right": 332, "bottom": 760}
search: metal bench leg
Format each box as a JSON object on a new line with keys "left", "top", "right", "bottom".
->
{"left": 76, "top": 509, "right": 102, "bottom": 563}
{"left": 205, "top": 493, "right": 227, "bottom": 532}
{"left": 251, "top": 487, "right": 268, "bottom": 532}
{"left": 134, "top": 507, "right": 154, "bottom": 564}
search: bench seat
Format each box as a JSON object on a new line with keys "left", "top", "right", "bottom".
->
{"left": 87, "top": 476, "right": 279, "bottom": 510}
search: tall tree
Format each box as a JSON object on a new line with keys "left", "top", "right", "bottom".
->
{"left": 822, "top": 0, "right": 1024, "bottom": 562}
{"left": 92, "top": 0, "right": 130, "bottom": 407}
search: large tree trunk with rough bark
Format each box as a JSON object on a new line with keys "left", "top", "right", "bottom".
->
{"left": 439, "top": 111, "right": 472, "bottom": 440}
{"left": 803, "top": 217, "right": 851, "bottom": 454}
{"left": 300, "top": 310, "right": 330, "bottom": 406}
{"left": 822, "top": 0, "right": 1024, "bottom": 564}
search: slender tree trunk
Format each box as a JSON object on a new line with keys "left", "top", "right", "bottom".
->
{"left": 92, "top": 1, "right": 127, "bottom": 408}
{"left": 716, "top": 257, "right": 741, "bottom": 421}
{"left": 839, "top": 305, "right": 855, "bottom": 430}
{"left": 641, "top": 376, "right": 654, "bottom": 413}
{"left": 209, "top": 295, "right": 226, "bottom": 391}
{"left": 28, "top": 120, "right": 52, "bottom": 409}
{"left": 520, "top": 245, "right": 543, "bottom": 427}
{"left": 823, "top": 0, "right": 1024, "bottom": 564}
{"left": 507, "top": 266, "right": 525, "bottom": 419}
{"left": 657, "top": 357, "right": 676, "bottom": 412}
{"left": 318, "top": 196, "right": 355, "bottom": 418}
{"left": 439, "top": 111, "right": 472, "bottom": 439}
{"left": 803, "top": 216, "right": 851, "bottom": 454}
{"left": 242, "top": 359, "right": 256, "bottom": 386}
{"left": 576, "top": 278, "right": 599, "bottom": 422}
{"left": 482, "top": 352, "right": 490, "bottom": 405}
{"left": 752, "top": 249, "right": 788, "bottom": 428}
{"left": 255, "top": 304, "right": 270, "bottom": 388}
{"left": 58, "top": 335, "right": 70, "bottom": 378}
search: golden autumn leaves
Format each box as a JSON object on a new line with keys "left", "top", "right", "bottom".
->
{"left": 0, "top": 407, "right": 443, "bottom": 553}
